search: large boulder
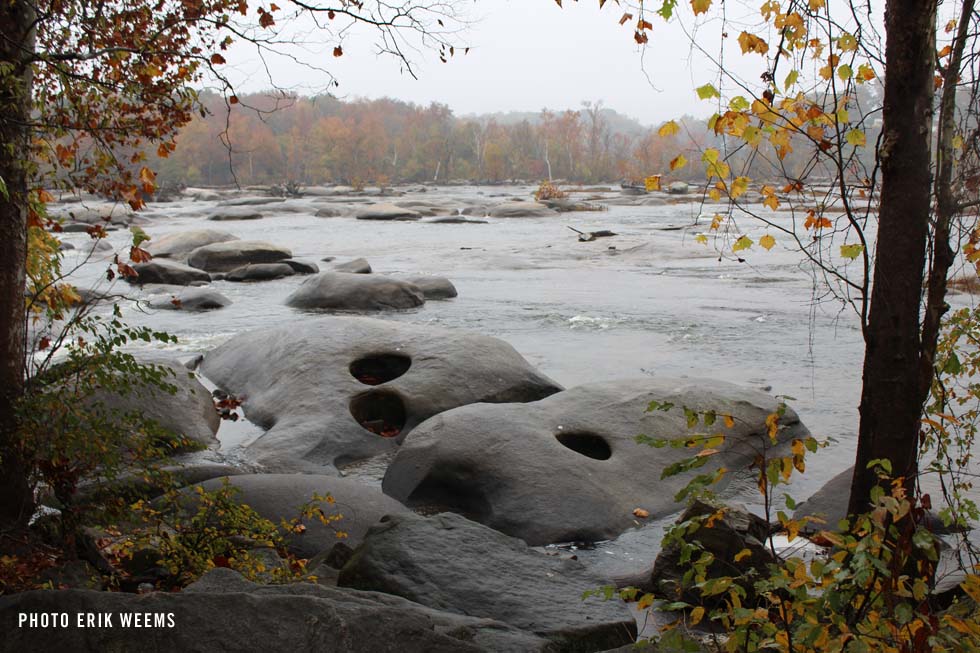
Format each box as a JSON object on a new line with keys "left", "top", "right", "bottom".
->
{"left": 124, "top": 260, "right": 211, "bottom": 286}
{"left": 191, "top": 474, "right": 411, "bottom": 557}
{"left": 187, "top": 240, "right": 292, "bottom": 272}
{"left": 145, "top": 229, "right": 239, "bottom": 259}
{"left": 399, "top": 275, "right": 458, "bottom": 299}
{"left": 199, "top": 318, "right": 563, "bottom": 471}
{"left": 355, "top": 203, "right": 422, "bottom": 221}
{"left": 384, "top": 379, "right": 809, "bottom": 545}
{"left": 285, "top": 273, "right": 424, "bottom": 311}
{"left": 339, "top": 512, "right": 636, "bottom": 652}
{"left": 91, "top": 359, "right": 219, "bottom": 449}
{"left": 487, "top": 201, "right": 560, "bottom": 218}
{"left": 147, "top": 287, "right": 231, "bottom": 311}
{"left": 207, "top": 209, "right": 264, "bottom": 221}
{"left": 0, "top": 568, "right": 553, "bottom": 652}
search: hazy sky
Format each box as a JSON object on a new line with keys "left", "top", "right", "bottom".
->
{"left": 223, "top": 1, "right": 738, "bottom": 126}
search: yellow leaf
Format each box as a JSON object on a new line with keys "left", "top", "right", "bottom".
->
{"left": 846, "top": 129, "right": 866, "bottom": 147}
{"left": 723, "top": 414, "right": 735, "bottom": 428}
{"left": 763, "top": 194, "right": 780, "bottom": 210}
{"left": 734, "top": 548, "right": 752, "bottom": 562}
{"left": 658, "top": 120, "right": 680, "bottom": 137}
{"left": 695, "top": 233, "right": 708, "bottom": 245}
{"left": 733, "top": 235, "right": 753, "bottom": 252}
{"left": 837, "top": 33, "right": 858, "bottom": 52}
{"left": 840, "top": 243, "right": 864, "bottom": 260}
{"left": 708, "top": 189, "right": 721, "bottom": 201}
{"left": 808, "top": 0, "right": 825, "bottom": 9}
{"left": 637, "top": 593, "right": 655, "bottom": 610}
{"left": 696, "top": 83, "right": 720, "bottom": 100}
{"left": 791, "top": 439, "right": 805, "bottom": 456}
{"left": 737, "top": 31, "right": 769, "bottom": 56}
{"left": 690, "top": 0, "right": 712, "bottom": 15}
{"left": 644, "top": 176, "right": 661, "bottom": 191}
{"left": 670, "top": 154, "right": 687, "bottom": 170}
{"left": 690, "top": 606, "right": 705, "bottom": 625}
{"left": 759, "top": 234, "right": 775, "bottom": 250}
{"left": 633, "top": 507, "right": 650, "bottom": 518}
{"left": 730, "top": 176, "right": 750, "bottom": 199}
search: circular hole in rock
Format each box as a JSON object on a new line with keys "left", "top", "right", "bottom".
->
{"left": 555, "top": 431, "right": 612, "bottom": 460}
{"left": 350, "top": 391, "right": 407, "bottom": 438}
{"left": 349, "top": 353, "right": 412, "bottom": 386}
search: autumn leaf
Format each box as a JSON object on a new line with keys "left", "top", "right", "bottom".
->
{"left": 737, "top": 31, "right": 769, "bottom": 55}
{"left": 690, "top": 606, "right": 706, "bottom": 625}
{"left": 690, "top": 0, "right": 712, "bottom": 15}
{"left": 846, "top": 129, "right": 867, "bottom": 147}
{"left": 633, "top": 508, "right": 650, "bottom": 518}
{"left": 759, "top": 234, "right": 776, "bottom": 250}
{"left": 670, "top": 154, "right": 687, "bottom": 170}
{"left": 730, "top": 176, "right": 750, "bottom": 200}
{"left": 696, "top": 83, "right": 720, "bottom": 100}
{"left": 210, "top": 53, "right": 226, "bottom": 65}
{"left": 333, "top": 46, "right": 344, "bottom": 57}
{"left": 733, "top": 235, "right": 753, "bottom": 252}
{"left": 840, "top": 243, "right": 865, "bottom": 260}
{"left": 658, "top": 120, "right": 680, "bottom": 137}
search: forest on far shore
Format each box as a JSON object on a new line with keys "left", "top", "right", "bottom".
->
{"left": 154, "top": 89, "right": 881, "bottom": 188}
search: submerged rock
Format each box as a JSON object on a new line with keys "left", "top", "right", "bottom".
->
{"left": 384, "top": 378, "right": 809, "bottom": 545}
{"left": 199, "top": 318, "right": 562, "bottom": 472}
{"left": 339, "top": 512, "right": 636, "bottom": 652}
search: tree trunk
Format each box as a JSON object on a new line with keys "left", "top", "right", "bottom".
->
{"left": 848, "top": 0, "right": 939, "bottom": 515}
{"left": 0, "top": 0, "right": 36, "bottom": 532}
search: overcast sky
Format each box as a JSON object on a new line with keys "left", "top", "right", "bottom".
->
{"left": 222, "top": 1, "right": 740, "bottom": 126}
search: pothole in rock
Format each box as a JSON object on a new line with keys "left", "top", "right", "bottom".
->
{"left": 350, "top": 391, "right": 407, "bottom": 438}
{"left": 555, "top": 431, "right": 612, "bottom": 460}
{"left": 349, "top": 353, "right": 412, "bottom": 385}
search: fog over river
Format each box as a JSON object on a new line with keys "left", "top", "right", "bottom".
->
{"left": 54, "top": 183, "right": 943, "bottom": 581}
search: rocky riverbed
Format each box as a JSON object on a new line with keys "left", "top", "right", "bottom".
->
{"left": 18, "top": 182, "right": 942, "bottom": 650}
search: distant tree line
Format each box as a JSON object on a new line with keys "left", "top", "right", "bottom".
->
{"left": 153, "top": 91, "right": 882, "bottom": 188}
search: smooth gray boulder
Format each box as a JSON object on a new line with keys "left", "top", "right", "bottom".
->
{"left": 199, "top": 318, "right": 563, "bottom": 471}
{"left": 355, "top": 203, "right": 421, "bottom": 221}
{"left": 191, "top": 474, "right": 410, "bottom": 557}
{"left": 399, "top": 275, "right": 457, "bottom": 299}
{"left": 281, "top": 259, "right": 319, "bottom": 274}
{"left": 315, "top": 206, "right": 345, "bottom": 218}
{"left": 90, "top": 359, "right": 219, "bottom": 449}
{"left": 333, "top": 258, "right": 372, "bottom": 274}
{"left": 339, "top": 512, "right": 636, "bottom": 652}
{"left": 0, "top": 568, "right": 552, "bottom": 652}
{"left": 285, "top": 273, "right": 424, "bottom": 311}
{"left": 218, "top": 196, "right": 286, "bottom": 207}
{"left": 208, "top": 210, "right": 263, "bottom": 221}
{"left": 146, "top": 229, "right": 238, "bottom": 259}
{"left": 225, "top": 263, "right": 296, "bottom": 282}
{"left": 187, "top": 240, "right": 292, "bottom": 272}
{"left": 424, "top": 215, "right": 488, "bottom": 224}
{"left": 147, "top": 287, "right": 231, "bottom": 311}
{"left": 124, "top": 260, "right": 211, "bottom": 286}
{"left": 487, "top": 201, "right": 559, "bottom": 218}
{"left": 668, "top": 182, "right": 690, "bottom": 195}
{"left": 384, "top": 379, "right": 809, "bottom": 545}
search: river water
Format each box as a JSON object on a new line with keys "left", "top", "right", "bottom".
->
{"left": 54, "top": 184, "right": 968, "bottom": 582}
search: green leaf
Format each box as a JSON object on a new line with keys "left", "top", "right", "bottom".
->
{"left": 837, "top": 64, "right": 853, "bottom": 80}
{"left": 784, "top": 70, "right": 799, "bottom": 90}
{"left": 696, "top": 83, "right": 720, "bottom": 100}
{"left": 840, "top": 243, "right": 864, "bottom": 260}
{"left": 646, "top": 400, "right": 675, "bottom": 413}
{"left": 846, "top": 128, "right": 866, "bottom": 147}
{"left": 733, "top": 235, "right": 753, "bottom": 252}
